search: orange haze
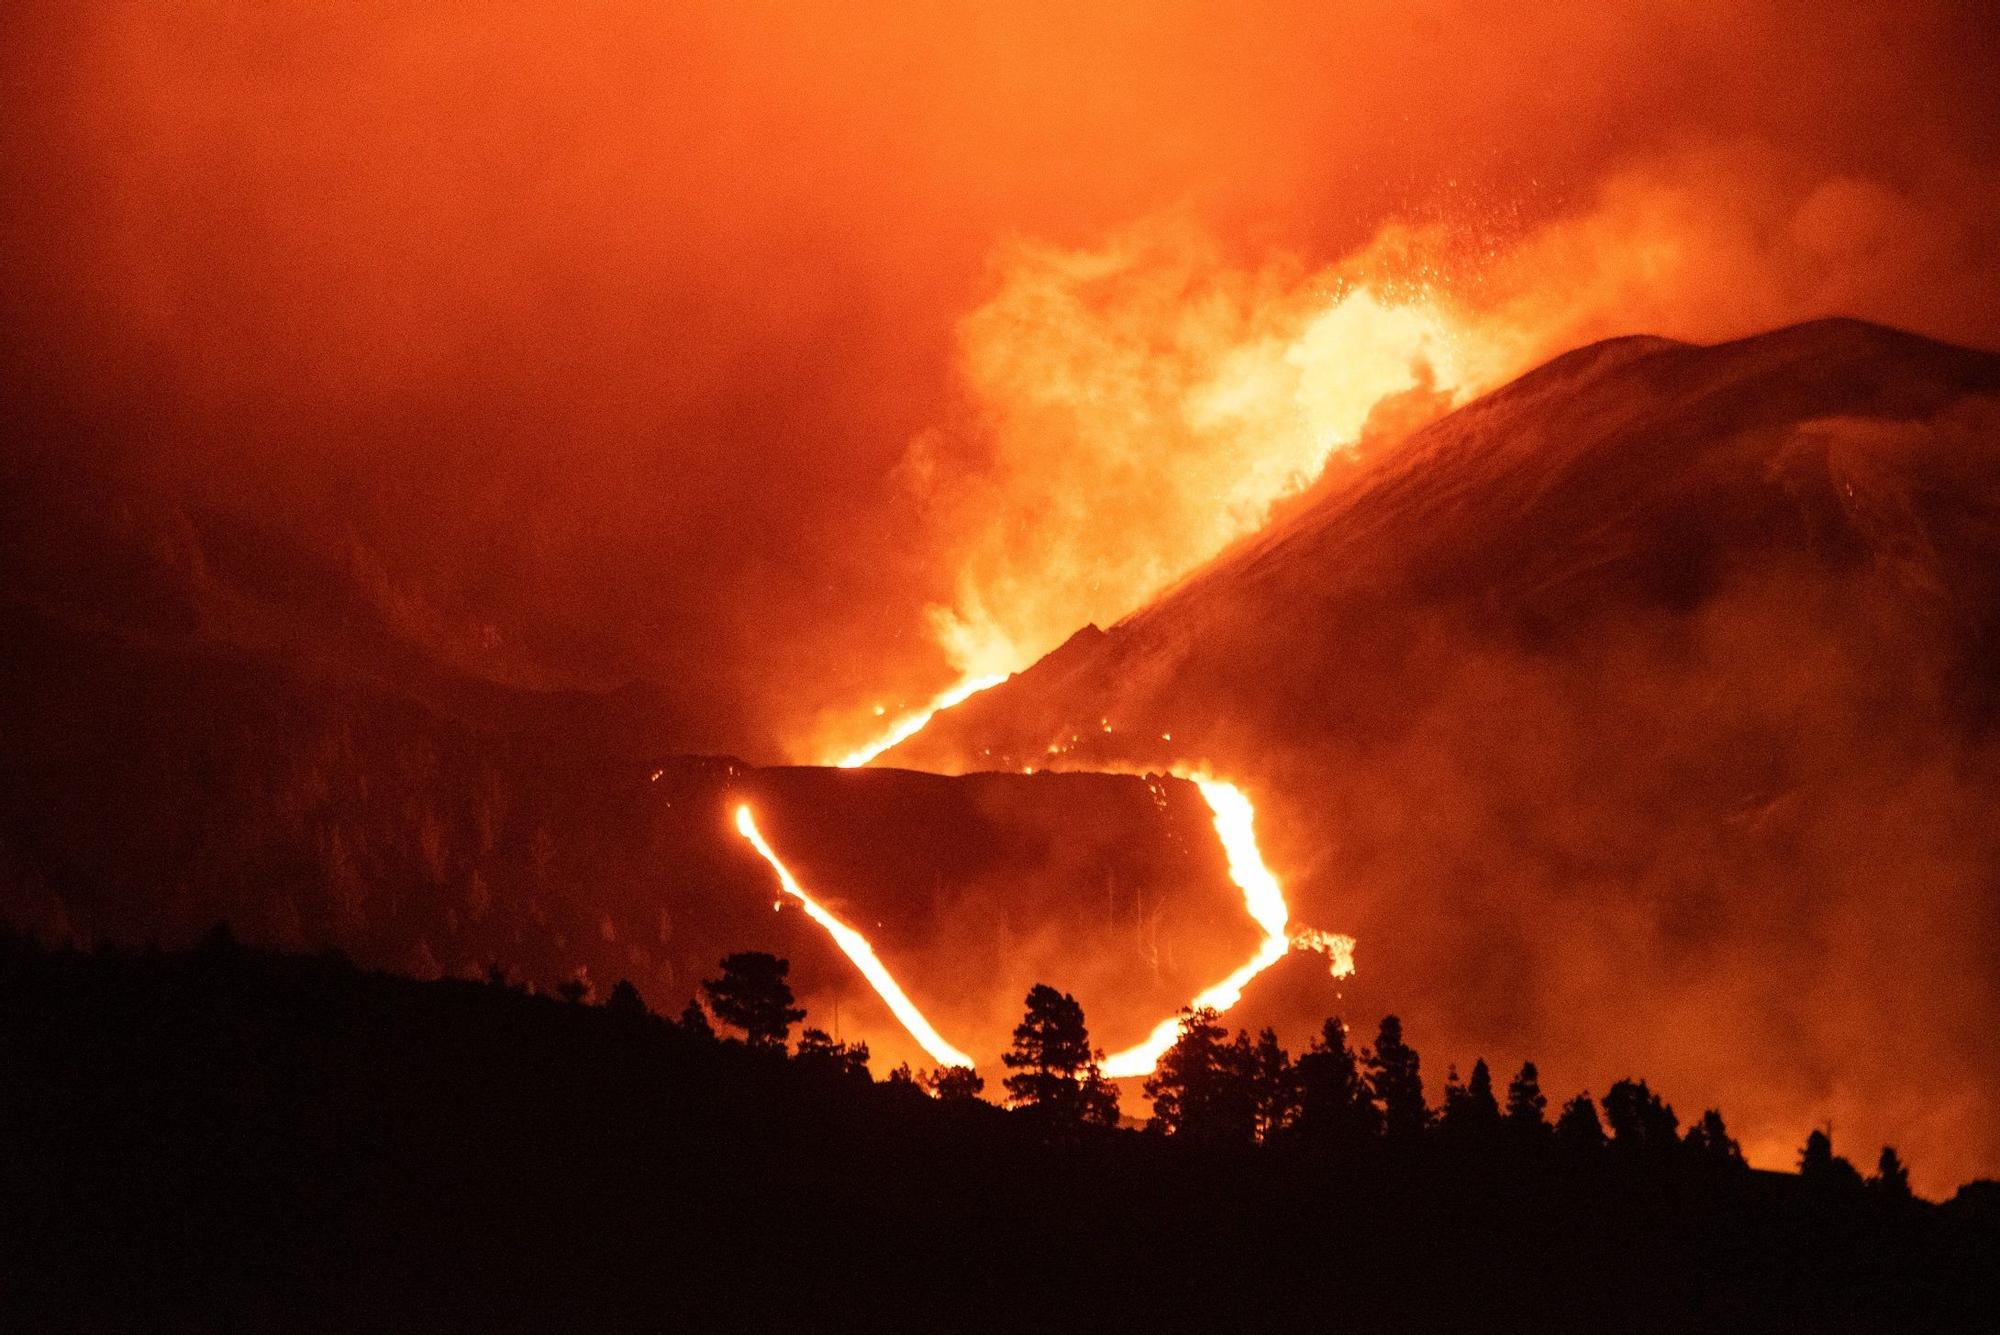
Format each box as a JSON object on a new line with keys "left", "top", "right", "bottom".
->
{"left": 6, "top": 2, "right": 1998, "bottom": 752}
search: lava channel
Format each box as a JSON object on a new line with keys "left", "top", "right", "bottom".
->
{"left": 734, "top": 804, "right": 975, "bottom": 1069}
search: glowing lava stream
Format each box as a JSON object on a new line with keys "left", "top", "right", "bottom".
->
{"left": 833, "top": 673, "right": 1007, "bottom": 769}
{"left": 1099, "top": 776, "right": 1355, "bottom": 1079}
{"left": 734, "top": 804, "right": 975, "bottom": 1069}
{"left": 738, "top": 776, "right": 1350, "bottom": 1080}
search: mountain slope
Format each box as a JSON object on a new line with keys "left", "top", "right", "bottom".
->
{"left": 885, "top": 319, "right": 2000, "bottom": 1190}
{"left": 0, "top": 486, "right": 1260, "bottom": 1071}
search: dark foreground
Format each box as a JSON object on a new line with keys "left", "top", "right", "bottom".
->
{"left": 3, "top": 933, "right": 1994, "bottom": 1333}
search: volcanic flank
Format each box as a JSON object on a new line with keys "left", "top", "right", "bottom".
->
{"left": 882, "top": 318, "right": 2000, "bottom": 1191}
{"left": 6, "top": 319, "right": 1999, "bottom": 1191}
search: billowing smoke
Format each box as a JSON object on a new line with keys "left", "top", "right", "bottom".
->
{"left": 6, "top": 2, "right": 1997, "bottom": 755}
{"left": 881, "top": 145, "right": 2000, "bottom": 755}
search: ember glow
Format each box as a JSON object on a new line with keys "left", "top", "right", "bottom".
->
{"left": 1101, "top": 776, "right": 1354, "bottom": 1078}
{"left": 734, "top": 804, "right": 974, "bottom": 1069}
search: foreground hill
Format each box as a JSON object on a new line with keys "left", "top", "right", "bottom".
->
{"left": 5, "top": 933, "right": 1994, "bottom": 1333}
{"left": 884, "top": 320, "right": 2000, "bottom": 1190}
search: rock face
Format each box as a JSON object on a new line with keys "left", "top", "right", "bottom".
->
{"left": 886, "top": 319, "right": 2000, "bottom": 1190}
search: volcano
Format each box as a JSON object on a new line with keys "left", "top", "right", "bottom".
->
{"left": 882, "top": 318, "right": 2000, "bottom": 1189}
{"left": 6, "top": 318, "right": 1998, "bottom": 1190}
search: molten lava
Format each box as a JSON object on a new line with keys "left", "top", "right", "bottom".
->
{"left": 734, "top": 804, "right": 975, "bottom": 1069}
{"left": 1100, "top": 776, "right": 1354, "bottom": 1078}
{"left": 738, "top": 773, "right": 1350, "bottom": 1080}
{"left": 833, "top": 673, "right": 1007, "bottom": 769}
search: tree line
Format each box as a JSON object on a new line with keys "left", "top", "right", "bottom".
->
{"left": 8, "top": 924, "right": 1992, "bottom": 1330}
{"left": 686, "top": 948, "right": 1919, "bottom": 1196}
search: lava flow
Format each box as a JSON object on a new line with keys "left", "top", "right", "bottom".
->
{"left": 734, "top": 804, "right": 975, "bottom": 1069}
{"left": 833, "top": 673, "right": 1006, "bottom": 769}
{"left": 832, "top": 671, "right": 1008, "bottom": 767}
{"left": 1100, "top": 776, "right": 1354, "bottom": 1078}
{"left": 738, "top": 773, "right": 1349, "bottom": 1081}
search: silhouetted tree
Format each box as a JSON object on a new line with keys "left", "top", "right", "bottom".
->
{"left": 606, "top": 978, "right": 646, "bottom": 1019}
{"left": 1248, "top": 1028, "right": 1298, "bottom": 1142}
{"left": 702, "top": 952, "right": 805, "bottom": 1049}
{"left": 1602, "top": 1079, "right": 1679, "bottom": 1155}
{"left": 1870, "top": 1146, "right": 1914, "bottom": 1201}
{"left": 1295, "top": 1017, "right": 1379, "bottom": 1150}
{"left": 1078, "top": 1064, "right": 1121, "bottom": 1128}
{"left": 794, "top": 1027, "right": 871, "bottom": 1081}
{"left": 1683, "top": 1109, "right": 1745, "bottom": 1167}
{"left": 1555, "top": 1093, "right": 1606, "bottom": 1152}
{"left": 555, "top": 970, "right": 592, "bottom": 1005}
{"left": 1442, "top": 1058, "right": 1501, "bottom": 1140}
{"left": 1144, "top": 1008, "right": 1256, "bottom": 1145}
{"left": 1799, "top": 1128, "right": 1864, "bottom": 1190}
{"left": 1505, "top": 1061, "right": 1548, "bottom": 1140}
{"left": 1002, "top": 984, "right": 1118, "bottom": 1128}
{"left": 1364, "top": 1015, "right": 1426, "bottom": 1142}
{"left": 923, "top": 1064, "right": 986, "bottom": 1102}
{"left": 677, "top": 997, "right": 715, "bottom": 1041}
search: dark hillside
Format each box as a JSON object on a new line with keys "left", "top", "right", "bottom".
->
{"left": 4, "top": 933, "right": 1994, "bottom": 1333}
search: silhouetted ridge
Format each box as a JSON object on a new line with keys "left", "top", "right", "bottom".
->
{"left": 4, "top": 930, "right": 1994, "bottom": 1332}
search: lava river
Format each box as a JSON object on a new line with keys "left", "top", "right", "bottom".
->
{"left": 733, "top": 776, "right": 1354, "bottom": 1078}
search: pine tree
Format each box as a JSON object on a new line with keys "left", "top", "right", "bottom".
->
{"left": 1504, "top": 1061, "right": 1548, "bottom": 1139}
{"left": 605, "top": 978, "right": 646, "bottom": 1020}
{"left": 1466, "top": 1059, "right": 1499, "bottom": 1125}
{"left": 1554, "top": 1093, "right": 1606, "bottom": 1152}
{"left": 1079, "top": 1062, "right": 1121, "bottom": 1129}
{"left": 794, "top": 1027, "right": 871, "bottom": 1080}
{"left": 678, "top": 997, "right": 715, "bottom": 1041}
{"left": 1143, "top": 1008, "right": 1256, "bottom": 1145}
{"left": 1364, "top": 1015, "right": 1426, "bottom": 1142}
{"left": 1442, "top": 1058, "right": 1501, "bottom": 1139}
{"left": 1002, "top": 984, "right": 1117, "bottom": 1128}
{"left": 1869, "top": 1146, "right": 1913, "bottom": 1200}
{"left": 1799, "top": 1128, "right": 1864, "bottom": 1189}
{"left": 702, "top": 952, "right": 805, "bottom": 1049}
{"left": 1247, "top": 1027, "right": 1298, "bottom": 1142}
{"left": 922, "top": 1064, "right": 987, "bottom": 1102}
{"left": 1682, "top": 1109, "right": 1744, "bottom": 1167}
{"left": 1602, "top": 1079, "right": 1679, "bottom": 1154}
{"left": 1295, "top": 1017, "right": 1380, "bottom": 1149}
